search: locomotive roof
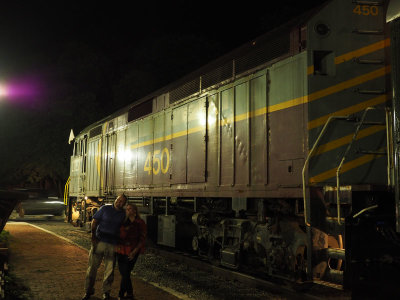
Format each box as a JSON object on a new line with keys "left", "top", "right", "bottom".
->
{"left": 77, "top": 0, "right": 330, "bottom": 138}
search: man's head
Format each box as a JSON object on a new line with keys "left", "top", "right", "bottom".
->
{"left": 114, "top": 194, "right": 127, "bottom": 210}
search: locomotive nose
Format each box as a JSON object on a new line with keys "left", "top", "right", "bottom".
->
{"left": 387, "top": 0, "right": 400, "bottom": 232}
{"left": 386, "top": 0, "right": 400, "bottom": 23}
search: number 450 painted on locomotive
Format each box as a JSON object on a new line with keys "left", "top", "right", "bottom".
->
{"left": 144, "top": 147, "right": 170, "bottom": 175}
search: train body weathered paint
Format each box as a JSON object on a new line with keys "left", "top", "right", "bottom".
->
{"left": 67, "top": 0, "right": 400, "bottom": 294}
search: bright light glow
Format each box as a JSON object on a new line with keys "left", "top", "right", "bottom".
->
{"left": 207, "top": 101, "right": 218, "bottom": 126}
{"left": 118, "top": 149, "right": 133, "bottom": 162}
{"left": 44, "top": 201, "right": 64, "bottom": 204}
{"left": 0, "top": 84, "right": 8, "bottom": 97}
{"left": 0, "top": 76, "right": 42, "bottom": 105}
{"left": 7, "top": 80, "right": 38, "bottom": 98}
{"left": 208, "top": 112, "right": 217, "bottom": 126}
{"left": 198, "top": 111, "right": 206, "bottom": 126}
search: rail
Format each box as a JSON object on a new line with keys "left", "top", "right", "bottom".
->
{"left": 302, "top": 115, "right": 350, "bottom": 227}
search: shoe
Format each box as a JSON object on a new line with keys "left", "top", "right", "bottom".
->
{"left": 102, "top": 293, "right": 111, "bottom": 300}
{"left": 125, "top": 294, "right": 134, "bottom": 300}
{"left": 81, "top": 293, "right": 93, "bottom": 300}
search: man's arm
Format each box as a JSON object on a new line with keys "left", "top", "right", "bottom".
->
{"left": 91, "top": 219, "right": 99, "bottom": 244}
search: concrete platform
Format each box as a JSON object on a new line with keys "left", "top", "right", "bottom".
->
{"left": 4, "top": 222, "right": 183, "bottom": 300}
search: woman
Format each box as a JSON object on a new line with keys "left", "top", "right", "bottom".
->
{"left": 116, "top": 203, "right": 147, "bottom": 300}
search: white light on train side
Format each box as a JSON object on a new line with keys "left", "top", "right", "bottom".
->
{"left": 117, "top": 146, "right": 131, "bottom": 162}
{"left": 207, "top": 101, "right": 217, "bottom": 126}
{"left": 198, "top": 111, "right": 206, "bottom": 126}
{"left": 119, "top": 149, "right": 133, "bottom": 162}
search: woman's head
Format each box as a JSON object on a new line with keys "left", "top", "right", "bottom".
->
{"left": 126, "top": 203, "right": 140, "bottom": 219}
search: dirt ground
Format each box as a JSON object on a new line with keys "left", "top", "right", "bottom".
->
{"left": 4, "top": 222, "right": 181, "bottom": 300}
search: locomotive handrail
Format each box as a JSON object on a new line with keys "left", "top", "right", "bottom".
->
{"left": 353, "top": 204, "right": 379, "bottom": 219}
{"left": 385, "top": 108, "right": 393, "bottom": 187}
{"left": 64, "top": 176, "right": 71, "bottom": 205}
{"left": 336, "top": 107, "right": 375, "bottom": 225}
{"left": 302, "top": 115, "right": 350, "bottom": 227}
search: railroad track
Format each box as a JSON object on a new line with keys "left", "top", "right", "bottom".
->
{"left": 147, "top": 246, "right": 350, "bottom": 300}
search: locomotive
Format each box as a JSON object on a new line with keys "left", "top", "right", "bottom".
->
{"left": 66, "top": 0, "right": 400, "bottom": 295}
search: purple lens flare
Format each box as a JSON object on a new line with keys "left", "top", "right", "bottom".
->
{"left": 0, "top": 76, "right": 44, "bottom": 105}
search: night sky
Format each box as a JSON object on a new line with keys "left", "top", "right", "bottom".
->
{"left": 0, "top": 0, "right": 324, "bottom": 190}
{"left": 0, "top": 1, "right": 323, "bottom": 79}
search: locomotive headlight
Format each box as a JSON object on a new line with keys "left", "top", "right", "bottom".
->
{"left": 314, "top": 22, "right": 330, "bottom": 37}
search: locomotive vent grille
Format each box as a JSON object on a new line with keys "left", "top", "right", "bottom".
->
{"left": 235, "top": 31, "right": 290, "bottom": 74}
{"left": 89, "top": 126, "right": 102, "bottom": 138}
{"left": 168, "top": 29, "right": 290, "bottom": 104}
{"left": 201, "top": 61, "right": 233, "bottom": 90}
{"left": 128, "top": 100, "right": 153, "bottom": 122}
{"left": 170, "top": 78, "right": 200, "bottom": 104}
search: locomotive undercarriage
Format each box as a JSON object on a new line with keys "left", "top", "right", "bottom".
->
{"left": 186, "top": 198, "right": 309, "bottom": 281}
{"left": 152, "top": 189, "right": 400, "bottom": 287}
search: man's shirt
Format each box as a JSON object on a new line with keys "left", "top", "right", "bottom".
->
{"left": 93, "top": 204, "right": 126, "bottom": 244}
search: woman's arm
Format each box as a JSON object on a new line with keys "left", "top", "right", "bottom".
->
{"left": 128, "top": 220, "right": 147, "bottom": 260}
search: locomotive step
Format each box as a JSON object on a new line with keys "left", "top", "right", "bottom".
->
{"left": 325, "top": 216, "right": 346, "bottom": 223}
{"left": 322, "top": 248, "right": 345, "bottom": 261}
{"left": 313, "top": 279, "right": 344, "bottom": 290}
{"left": 323, "top": 269, "right": 344, "bottom": 284}
{"left": 324, "top": 217, "right": 346, "bottom": 234}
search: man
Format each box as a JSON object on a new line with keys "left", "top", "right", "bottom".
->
{"left": 82, "top": 194, "right": 127, "bottom": 300}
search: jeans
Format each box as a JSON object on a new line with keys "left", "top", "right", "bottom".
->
{"left": 84, "top": 241, "right": 116, "bottom": 294}
{"left": 117, "top": 252, "right": 139, "bottom": 297}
